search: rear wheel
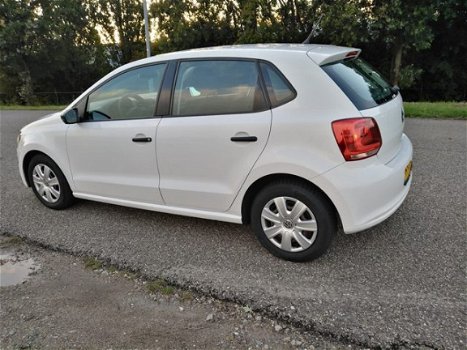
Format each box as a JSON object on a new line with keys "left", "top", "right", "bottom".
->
{"left": 250, "top": 180, "right": 336, "bottom": 262}
{"left": 27, "top": 154, "right": 74, "bottom": 209}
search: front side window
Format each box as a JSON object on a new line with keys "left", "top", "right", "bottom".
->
{"left": 86, "top": 64, "right": 166, "bottom": 120}
{"left": 172, "top": 60, "right": 267, "bottom": 116}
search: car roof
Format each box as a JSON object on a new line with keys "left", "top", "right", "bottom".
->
{"left": 64, "top": 43, "right": 360, "bottom": 112}
{"left": 121, "top": 44, "right": 360, "bottom": 70}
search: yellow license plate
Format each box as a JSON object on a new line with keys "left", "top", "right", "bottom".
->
{"left": 404, "top": 160, "right": 413, "bottom": 185}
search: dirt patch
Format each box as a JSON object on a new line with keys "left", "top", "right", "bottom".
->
{"left": 0, "top": 235, "right": 354, "bottom": 349}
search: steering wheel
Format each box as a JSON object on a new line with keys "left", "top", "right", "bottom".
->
{"left": 118, "top": 94, "right": 145, "bottom": 117}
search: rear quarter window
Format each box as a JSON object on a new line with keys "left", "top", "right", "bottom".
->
{"left": 260, "top": 62, "right": 296, "bottom": 108}
{"left": 322, "top": 58, "right": 396, "bottom": 110}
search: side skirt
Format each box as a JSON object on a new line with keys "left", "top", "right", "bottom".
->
{"left": 73, "top": 192, "right": 243, "bottom": 224}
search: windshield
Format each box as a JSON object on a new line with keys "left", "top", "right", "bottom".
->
{"left": 322, "top": 58, "right": 395, "bottom": 110}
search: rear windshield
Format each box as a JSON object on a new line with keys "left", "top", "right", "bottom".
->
{"left": 322, "top": 58, "right": 395, "bottom": 110}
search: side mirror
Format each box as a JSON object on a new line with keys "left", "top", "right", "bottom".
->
{"left": 61, "top": 108, "right": 79, "bottom": 124}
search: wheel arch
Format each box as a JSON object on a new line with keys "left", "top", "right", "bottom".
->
{"left": 22, "top": 150, "right": 53, "bottom": 187}
{"left": 241, "top": 173, "right": 339, "bottom": 225}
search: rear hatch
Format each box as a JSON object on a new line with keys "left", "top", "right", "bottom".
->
{"left": 319, "top": 54, "right": 404, "bottom": 164}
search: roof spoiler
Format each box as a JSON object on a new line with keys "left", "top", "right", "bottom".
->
{"left": 306, "top": 46, "right": 361, "bottom": 66}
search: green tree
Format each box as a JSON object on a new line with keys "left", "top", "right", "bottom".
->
{"left": 369, "top": 0, "right": 437, "bottom": 86}
{"left": 403, "top": 0, "right": 467, "bottom": 100}
{"left": 276, "top": 0, "right": 319, "bottom": 42}
{"left": 1, "top": 0, "right": 464, "bottom": 103}
{"left": 0, "top": 0, "right": 111, "bottom": 104}
{"left": 313, "top": 0, "right": 371, "bottom": 46}
{"left": 95, "top": 0, "right": 146, "bottom": 64}
{"left": 151, "top": 0, "right": 236, "bottom": 53}
{"left": 236, "top": 0, "right": 312, "bottom": 43}
{"left": 0, "top": 0, "right": 38, "bottom": 103}
{"left": 151, "top": 0, "right": 319, "bottom": 50}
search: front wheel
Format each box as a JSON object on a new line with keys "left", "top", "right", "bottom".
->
{"left": 27, "top": 154, "right": 74, "bottom": 209}
{"left": 250, "top": 181, "right": 336, "bottom": 262}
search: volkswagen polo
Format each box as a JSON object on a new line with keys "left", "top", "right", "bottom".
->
{"left": 17, "top": 44, "right": 413, "bottom": 261}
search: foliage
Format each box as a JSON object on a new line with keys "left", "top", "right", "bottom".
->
{"left": 94, "top": 0, "right": 147, "bottom": 64}
{"left": 0, "top": 105, "right": 66, "bottom": 110}
{"left": 150, "top": 0, "right": 235, "bottom": 52}
{"left": 368, "top": 0, "right": 437, "bottom": 85}
{"left": 0, "top": 0, "right": 465, "bottom": 104}
{"left": 398, "top": 65, "right": 423, "bottom": 90}
{"left": 0, "top": 0, "right": 112, "bottom": 104}
{"left": 403, "top": 0, "right": 467, "bottom": 101}
{"left": 314, "top": 0, "right": 372, "bottom": 46}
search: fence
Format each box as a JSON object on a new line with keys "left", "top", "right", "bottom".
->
{"left": 33, "top": 91, "right": 84, "bottom": 105}
{"left": 0, "top": 91, "right": 84, "bottom": 105}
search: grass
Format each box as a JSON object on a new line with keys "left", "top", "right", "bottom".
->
{"left": 83, "top": 257, "right": 103, "bottom": 270}
{"left": 180, "top": 290, "right": 194, "bottom": 301}
{"left": 120, "top": 269, "right": 137, "bottom": 279}
{"left": 146, "top": 279, "right": 175, "bottom": 295}
{"left": 81, "top": 257, "right": 177, "bottom": 296}
{"left": 404, "top": 102, "right": 467, "bottom": 119}
{"left": 0, "top": 235, "right": 24, "bottom": 247}
{"left": 107, "top": 265, "right": 118, "bottom": 273}
{"left": 0, "top": 105, "right": 65, "bottom": 110}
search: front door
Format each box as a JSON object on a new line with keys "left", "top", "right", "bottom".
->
{"left": 66, "top": 63, "right": 167, "bottom": 204}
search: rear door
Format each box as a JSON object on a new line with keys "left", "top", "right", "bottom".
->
{"left": 157, "top": 59, "right": 272, "bottom": 212}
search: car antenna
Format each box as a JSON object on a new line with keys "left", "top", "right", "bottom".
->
{"left": 303, "top": 14, "right": 323, "bottom": 44}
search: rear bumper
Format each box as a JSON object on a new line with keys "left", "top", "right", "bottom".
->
{"left": 315, "top": 133, "right": 413, "bottom": 233}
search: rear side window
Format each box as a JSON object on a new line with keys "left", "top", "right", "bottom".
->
{"left": 322, "top": 58, "right": 395, "bottom": 110}
{"left": 172, "top": 60, "right": 267, "bottom": 116}
{"left": 260, "top": 62, "right": 296, "bottom": 108}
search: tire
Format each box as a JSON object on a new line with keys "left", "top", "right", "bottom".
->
{"left": 27, "top": 154, "right": 74, "bottom": 210}
{"left": 250, "top": 180, "right": 336, "bottom": 262}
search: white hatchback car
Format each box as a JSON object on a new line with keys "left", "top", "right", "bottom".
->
{"left": 17, "top": 44, "right": 413, "bottom": 261}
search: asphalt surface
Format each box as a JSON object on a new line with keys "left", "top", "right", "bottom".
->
{"left": 1, "top": 110, "right": 466, "bottom": 349}
{"left": 1, "top": 236, "right": 348, "bottom": 349}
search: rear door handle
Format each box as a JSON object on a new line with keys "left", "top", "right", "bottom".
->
{"left": 230, "top": 136, "right": 257, "bottom": 142}
{"left": 132, "top": 137, "right": 152, "bottom": 143}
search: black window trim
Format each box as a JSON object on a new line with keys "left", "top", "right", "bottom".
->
{"left": 165, "top": 57, "right": 275, "bottom": 118}
{"left": 259, "top": 61, "right": 297, "bottom": 109}
{"left": 70, "top": 57, "right": 298, "bottom": 122}
{"left": 79, "top": 61, "right": 169, "bottom": 123}
{"left": 155, "top": 60, "right": 177, "bottom": 116}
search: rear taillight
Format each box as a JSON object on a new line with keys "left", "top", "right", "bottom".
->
{"left": 345, "top": 50, "right": 360, "bottom": 59}
{"left": 332, "top": 118, "right": 382, "bottom": 161}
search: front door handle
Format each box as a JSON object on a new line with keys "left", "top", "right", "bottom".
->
{"left": 132, "top": 137, "right": 152, "bottom": 143}
{"left": 230, "top": 136, "right": 258, "bottom": 142}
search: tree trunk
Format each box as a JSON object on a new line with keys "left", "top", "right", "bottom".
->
{"left": 390, "top": 39, "right": 403, "bottom": 86}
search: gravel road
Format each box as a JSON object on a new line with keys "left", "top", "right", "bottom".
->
{"left": 1, "top": 110, "right": 466, "bottom": 349}
{"left": 1, "top": 235, "right": 348, "bottom": 349}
